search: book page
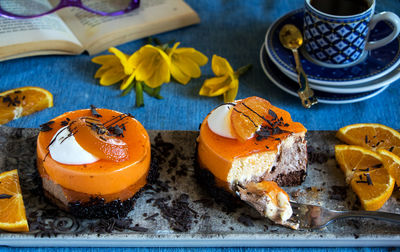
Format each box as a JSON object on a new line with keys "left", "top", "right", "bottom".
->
{"left": 56, "top": 0, "right": 200, "bottom": 54}
{"left": 0, "top": 0, "right": 83, "bottom": 60}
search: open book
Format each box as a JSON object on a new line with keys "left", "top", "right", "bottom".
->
{"left": 0, "top": 0, "right": 200, "bottom": 61}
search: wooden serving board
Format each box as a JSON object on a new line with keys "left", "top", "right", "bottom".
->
{"left": 0, "top": 126, "right": 399, "bottom": 247}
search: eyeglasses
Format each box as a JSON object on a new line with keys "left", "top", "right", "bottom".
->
{"left": 0, "top": 0, "right": 140, "bottom": 19}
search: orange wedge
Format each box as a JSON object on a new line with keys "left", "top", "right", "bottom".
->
{"left": 335, "top": 145, "right": 395, "bottom": 211}
{"left": 336, "top": 123, "right": 400, "bottom": 157}
{"left": 230, "top": 96, "right": 271, "bottom": 141}
{"left": 377, "top": 149, "right": 400, "bottom": 187}
{"left": 0, "top": 86, "right": 53, "bottom": 125}
{"left": 335, "top": 145, "right": 383, "bottom": 182}
{"left": 0, "top": 170, "right": 29, "bottom": 232}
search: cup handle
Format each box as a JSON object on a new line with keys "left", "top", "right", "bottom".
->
{"left": 365, "top": 11, "right": 400, "bottom": 51}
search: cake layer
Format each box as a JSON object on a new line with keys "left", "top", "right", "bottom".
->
{"left": 40, "top": 169, "right": 147, "bottom": 206}
{"left": 36, "top": 109, "right": 151, "bottom": 195}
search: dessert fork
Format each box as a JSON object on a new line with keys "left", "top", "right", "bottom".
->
{"left": 291, "top": 201, "right": 400, "bottom": 229}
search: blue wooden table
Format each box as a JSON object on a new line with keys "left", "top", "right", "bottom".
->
{"left": 0, "top": 0, "right": 399, "bottom": 251}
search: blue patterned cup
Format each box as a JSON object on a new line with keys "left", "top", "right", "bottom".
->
{"left": 303, "top": 0, "right": 400, "bottom": 68}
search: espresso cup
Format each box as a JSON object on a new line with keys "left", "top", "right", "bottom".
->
{"left": 303, "top": 0, "right": 400, "bottom": 68}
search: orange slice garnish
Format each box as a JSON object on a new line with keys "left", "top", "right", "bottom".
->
{"left": 71, "top": 117, "right": 129, "bottom": 162}
{"left": 336, "top": 123, "right": 400, "bottom": 157}
{"left": 0, "top": 170, "right": 29, "bottom": 232}
{"left": 0, "top": 86, "right": 53, "bottom": 125}
{"left": 230, "top": 96, "right": 272, "bottom": 141}
{"left": 335, "top": 145, "right": 395, "bottom": 211}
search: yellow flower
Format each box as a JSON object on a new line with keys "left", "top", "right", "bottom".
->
{"left": 92, "top": 47, "right": 130, "bottom": 86}
{"left": 167, "top": 42, "right": 208, "bottom": 85}
{"left": 199, "top": 55, "right": 250, "bottom": 103}
{"left": 125, "top": 44, "right": 171, "bottom": 89}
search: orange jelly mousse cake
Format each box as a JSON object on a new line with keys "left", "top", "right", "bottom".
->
{"left": 36, "top": 106, "right": 151, "bottom": 218}
{"left": 197, "top": 96, "right": 307, "bottom": 228}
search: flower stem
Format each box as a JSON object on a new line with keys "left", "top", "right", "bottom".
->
{"left": 135, "top": 81, "right": 144, "bottom": 107}
{"left": 235, "top": 64, "right": 252, "bottom": 77}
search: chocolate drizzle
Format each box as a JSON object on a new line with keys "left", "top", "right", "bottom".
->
{"left": 233, "top": 108, "right": 258, "bottom": 127}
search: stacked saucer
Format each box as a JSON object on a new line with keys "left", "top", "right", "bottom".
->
{"left": 260, "top": 9, "right": 400, "bottom": 104}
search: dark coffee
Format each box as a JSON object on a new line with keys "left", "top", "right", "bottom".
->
{"left": 310, "top": 0, "right": 370, "bottom": 16}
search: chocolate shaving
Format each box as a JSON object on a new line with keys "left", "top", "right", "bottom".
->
{"left": 153, "top": 193, "right": 196, "bottom": 232}
{"left": 60, "top": 120, "right": 69, "bottom": 126}
{"left": 372, "top": 164, "right": 383, "bottom": 168}
{"left": 88, "top": 218, "right": 148, "bottom": 233}
{"left": 130, "top": 226, "right": 148, "bottom": 232}
{"left": 108, "top": 125, "right": 124, "bottom": 137}
{"left": 2, "top": 95, "right": 21, "bottom": 107}
{"left": 144, "top": 213, "right": 159, "bottom": 221}
{"left": 39, "top": 121, "right": 55, "bottom": 132}
{"left": 356, "top": 173, "right": 373, "bottom": 185}
{"left": 0, "top": 194, "right": 12, "bottom": 199}
{"left": 328, "top": 186, "right": 347, "bottom": 201}
{"left": 90, "top": 105, "right": 102, "bottom": 118}
{"left": 238, "top": 214, "right": 254, "bottom": 227}
{"left": 389, "top": 146, "right": 394, "bottom": 152}
{"left": 268, "top": 109, "right": 277, "bottom": 120}
{"left": 366, "top": 173, "right": 373, "bottom": 185}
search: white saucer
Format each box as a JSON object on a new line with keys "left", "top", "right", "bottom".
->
{"left": 260, "top": 44, "right": 390, "bottom": 104}
{"left": 264, "top": 9, "right": 400, "bottom": 87}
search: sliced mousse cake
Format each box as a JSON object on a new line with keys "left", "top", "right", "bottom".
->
{"left": 197, "top": 96, "right": 307, "bottom": 228}
{"left": 36, "top": 106, "right": 151, "bottom": 218}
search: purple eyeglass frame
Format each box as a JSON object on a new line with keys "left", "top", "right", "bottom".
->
{"left": 0, "top": 0, "right": 140, "bottom": 19}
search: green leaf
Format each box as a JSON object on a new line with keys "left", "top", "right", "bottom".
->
{"left": 167, "top": 39, "right": 176, "bottom": 46}
{"left": 152, "top": 86, "right": 163, "bottom": 99}
{"left": 153, "top": 37, "right": 162, "bottom": 45}
{"left": 160, "top": 43, "right": 169, "bottom": 52}
{"left": 142, "top": 84, "right": 153, "bottom": 96}
{"left": 142, "top": 84, "right": 163, "bottom": 99}
{"left": 121, "top": 81, "right": 135, "bottom": 96}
